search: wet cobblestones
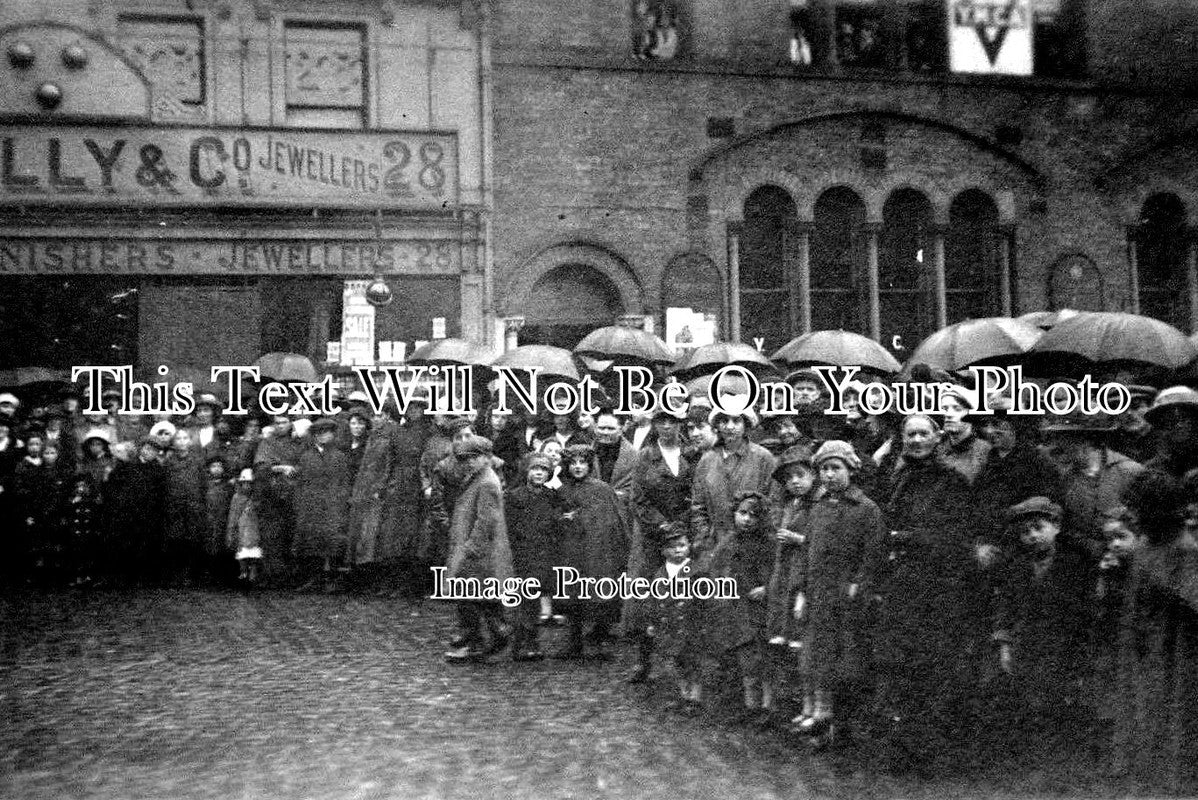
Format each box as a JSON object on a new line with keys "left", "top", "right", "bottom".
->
{"left": 0, "top": 588, "right": 1125, "bottom": 800}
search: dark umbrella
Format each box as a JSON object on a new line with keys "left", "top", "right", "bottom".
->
{"left": 684, "top": 371, "right": 782, "bottom": 401}
{"left": 255, "top": 352, "right": 320, "bottom": 383}
{"left": 492, "top": 345, "right": 581, "bottom": 381}
{"left": 407, "top": 338, "right": 495, "bottom": 367}
{"left": 574, "top": 326, "right": 675, "bottom": 365}
{"left": 771, "top": 330, "right": 902, "bottom": 376}
{"left": 1029, "top": 312, "right": 1198, "bottom": 371}
{"left": 1018, "top": 308, "right": 1080, "bottom": 331}
{"left": 671, "top": 342, "right": 776, "bottom": 380}
{"left": 908, "top": 317, "right": 1042, "bottom": 372}
{"left": 0, "top": 366, "right": 71, "bottom": 387}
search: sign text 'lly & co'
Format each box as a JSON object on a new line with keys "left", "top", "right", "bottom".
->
{"left": 0, "top": 125, "right": 459, "bottom": 209}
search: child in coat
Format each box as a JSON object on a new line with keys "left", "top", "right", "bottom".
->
{"left": 66, "top": 475, "right": 101, "bottom": 587}
{"left": 793, "top": 440, "right": 886, "bottom": 738}
{"left": 204, "top": 456, "right": 233, "bottom": 583}
{"left": 993, "top": 496, "right": 1090, "bottom": 729}
{"left": 707, "top": 491, "right": 777, "bottom": 726}
{"left": 766, "top": 445, "right": 816, "bottom": 652}
{"left": 226, "top": 468, "right": 263, "bottom": 584}
{"left": 503, "top": 452, "right": 568, "bottom": 661}
{"left": 648, "top": 523, "right": 705, "bottom": 714}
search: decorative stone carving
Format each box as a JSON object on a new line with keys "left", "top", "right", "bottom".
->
{"left": 284, "top": 24, "right": 365, "bottom": 109}
{"left": 119, "top": 17, "right": 205, "bottom": 106}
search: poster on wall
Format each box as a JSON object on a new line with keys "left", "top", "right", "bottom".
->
{"left": 947, "top": 0, "right": 1033, "bottom": 75}
{"left": 340, "top": 280, "right": 376, "bottom": 366}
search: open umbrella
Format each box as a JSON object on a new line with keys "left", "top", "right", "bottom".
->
{"left": 1018, "top": 309, "right": 1080, "bottom": 331}
{"left": 671, "top": 342, "right": 775, "bottom": 379}
{"left": 407, "top": 338, "right": 495, "bottom": 367}
{"left": 574, "top": 326, "right": 675, "bottom": 365}
{"left": 907, "top": 317, "right": 1042, "bottom": 372}
{"left": 255, "top": 352, "right": 320, "bottom": 383}
{"left": 492, "top": 345, "right": 580, "bottom": 381}
{"left": 1029, "top": 312, "right": 1198, "bottom": 371}
{"left": 0, "top": 366, "right": 70, "bottom": 387}
{"left": 771, "top": 330, "right": 902, "bottom": 376}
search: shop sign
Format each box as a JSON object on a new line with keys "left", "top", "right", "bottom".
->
{"left": 0, "top": 237, "right": 460, "bottom": 275}
{"left": 341, "top": 281, "right": 376, "bottom": 367}
{"left": 947, "top": 0, "right": 1033, "bottom": 75}
{"left": 0, "top": 124, "right": 458, "bottom": 209}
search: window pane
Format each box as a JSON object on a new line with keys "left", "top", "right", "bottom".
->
{"left": 836, "top": 5, "right": 885, "bottom": 68}
{"left": 946, "top": 189, "right": 1000, "bottom": 322}
{"left": 741, "top": 290, "right": 790, "bottom": 353}
{"left": 741, "top": 186, "right": 795, "bottom": 290}
{"left": 1137, "top": 193, "right": 1189, "bottom": 331}
{"left": 812, "top": 187, "right": 867, "bottom": 334}
{"left": 880, "top": 188, "right": 932, "bottom": 345}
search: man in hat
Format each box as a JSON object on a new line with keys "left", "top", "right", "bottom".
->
{"left": 424, "top": 416, "right": 478, "bottom": 570}
{"left": 1143, "top": 386, "right": 1198, "bottom": 479}
{"left": 1042, "top": 408, "right": 1144, "bottom": 566}
{"left": 593, "top": 408, "right": 638, "bottom": 499}
{"left": 184, "top": 393, "right": 224, "bottom": 465}
{"left": 0, "top": 392, "right": 20, "bottom": 428}
{"left": 293, "top": 417, "right": 351, "bottom": 592}
{"left": 1110, "top": 385, "right": 1158, "bottom": 465}
{"left": 443, "top": 434, "right": 514, "bottom": 663}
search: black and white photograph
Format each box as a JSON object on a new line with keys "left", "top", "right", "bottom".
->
{"left": 3, "top": 0, "right": 1198, "bottom": 797}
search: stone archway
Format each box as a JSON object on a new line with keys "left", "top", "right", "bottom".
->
{"left": 519, "top": 262, "right": 625, "bottom": 349}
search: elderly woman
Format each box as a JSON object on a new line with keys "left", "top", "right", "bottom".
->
{"left": 873, "top": 413, "right": 987, "bottom": 772}
{"left": 689, "top": 404, "right": 777, "bottom": 568}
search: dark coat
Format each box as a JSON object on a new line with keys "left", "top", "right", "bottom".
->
{"left": 557, "top": 475, "right": 629, "bottom": 587}
{"left": 164, "top": 450, "right": 207, "bottom": 548}
{"left": 993, "top": 546, "right": 1091, "bottom": 708}
{"left": 1112, "top": 535, "right": 1198, "bottom": 791}
{"left": 802, "top": 485, "right": 887, "bottom": 683}
{"left": 649, "top": 559, "right": 706, "bottom": 665}
{"left": 766, "top": 494, "right": 813, "bottom": 643}
{"left": 103, "top": 457, "right": 167, "bottom": 561}
{"left": 504, "top": 483, "right": 567, "bottom": 587}
{"left": 379, "top": 420, "right": 427, "bottom": 561}
{"left": 690, "top": 440, "right": 777, "bottom": 564}
{"left": 293, "top": 442, "right": 351, "bottom": 561}
{"left": 972, "top": 443, "right": 1064, "bottom": 549}
{"left": 1058, "top": 448, "right": 1144, "bottom": 562}
{"left": 707, "top": 520, "right": 774, "bottom": 651}
{"left": 205, "top": 477, "right": 233, "bottom": 556}
{"left": 446, "top": 464, "right": 513, "bottom": 582}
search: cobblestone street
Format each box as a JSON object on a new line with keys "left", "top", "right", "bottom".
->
{"left": 0, "top": 588, "right": 1126, "bottom": 800}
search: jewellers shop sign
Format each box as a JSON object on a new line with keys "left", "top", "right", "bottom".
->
{"left": 0, "top": 124, "right": 458, "bottom": 209}
{"left": 948, "top": 0, "right": 1033, "bottom": 76}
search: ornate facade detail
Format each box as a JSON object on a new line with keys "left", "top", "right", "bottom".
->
{"left": 119, "top": 16, "right": 205, "bottom": 107}
{"left": 284, "top": 24, "right": 365, "bottom": 109}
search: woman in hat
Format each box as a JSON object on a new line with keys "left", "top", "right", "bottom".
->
{"left": 872, "top": 412, "right": 987, "bottom": 772}
{"left": 793, "top": 440, "right": 886, "bottom": 738}
{"left": 78, "top": 427, "right": 114, "bottom": 489}
{"left": 938, "top": 387, "right": 991, "bottom": 486}
{"left": 690, "top": 404, "right": 777, "bottom": 570}
{"left": 626, "top": 407, "right": 696, "bottom": 683}
{"left": 1143, "top": 386, "right": 1198, "bottom": 479}
{"left": 252, "top": 414, "right": 304, "bottom": 586}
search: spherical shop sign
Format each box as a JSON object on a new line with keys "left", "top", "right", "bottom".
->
{"left": 365, "top": 278, "right": 393, "bottom": 307}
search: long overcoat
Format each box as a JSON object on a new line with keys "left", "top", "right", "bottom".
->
{"left": 625, "top": 443, "right": 695, "bottom": 631}
{"left": 293, "top": 443, "right": 350, "bottom": 561}
{"left": 503, "top": 482, "right": 566, "bottom": 587}
{"left": 445, "top": 463, "right": 513, "bottom": 582}
{"left": 803, "top": 485, "right": 887, "bottom": 683}
{"left": 164, "top": 450, "right": 207, "bottom": 551}
{"left": 557, "top": 475, "right": 629, "bottom": 588}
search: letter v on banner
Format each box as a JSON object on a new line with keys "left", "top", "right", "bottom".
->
{"left": 947, "top": 0, "right": 1032, "bottom": 76}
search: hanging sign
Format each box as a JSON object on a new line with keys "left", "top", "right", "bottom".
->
{"left": 948, "top": 0, "right": 1034, "bottom": 75}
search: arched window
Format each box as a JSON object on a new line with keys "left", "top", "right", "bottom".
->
{"left": 739, "top": 185, "right": 796, "bottom": 349}
{"left": 1137, "top": 193, "right": 1191, "bottom": 332}
{"left": 811, "top": 187, "right": 867, "bottom": 332}
{"left": 946, "top": 189, "right": 1001, "bottom": 322}
{"left": 879, "top": 188, "right": 933, "bottom": 351}
{"left": 521, "top": 263, "right": 623, "bottom": 348}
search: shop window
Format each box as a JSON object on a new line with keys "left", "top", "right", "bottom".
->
{"left": 284, "top": 22, "right": 367, "bottom": 128}
{"left": 632, "top": 0, "right": 680, "bottom": 61}
{"left": 905, "top": 1, "right": 946, "bottom": 72}
{"left": 946, "top": 189, "right": 1002, "bottom": 322}
{"left": 260, "top": 278, "right": 344, "bottom": 360}
{"left": 879, "top": 188, "right": 933, "bottom": 350}
{"left": 739, "top": 186, "right": 796, "bottom": 350}
{"left": 810, "top": 187, "right": 868, "bottom": 333}
{"left": 836, "top": 4, "right": 885, "bottom": 68}
{"left": 118, "top": 15, "right": 206, "bottom": 107}
{"left": 789, "top": 0, "right": 814, "bottom": 66}
{"left": 1033, "top": 0, "right": 1085, "bottom": 78}
{"left": 1136, "top": 193, "right": 1191, "bottom": 332}
{"left": 0, "top": 277, "right": 138, "bottom": 369}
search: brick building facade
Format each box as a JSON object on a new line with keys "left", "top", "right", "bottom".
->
{"left": 490, "top": 0, "right": 1198, "bottom": 356}
{"left": 0, "top": 0, "right": 488, "bottom": 376}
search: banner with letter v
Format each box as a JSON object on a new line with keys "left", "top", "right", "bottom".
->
{"left": 948, "top": 0, "right": 1034, "bottom": 75}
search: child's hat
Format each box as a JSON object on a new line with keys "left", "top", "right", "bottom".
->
{"left": 0, "top": 392, "right": 19, "bottom": 407}
{"left": 812, "top": 440, "right": 861, "bottom": 471}
{"left": 772, "top": 444, "right": 814, "bottom": 481}
{"left": 309, "top": 417, "right": 338, "bottom": 434}
{"left": 148, "top": 420, "right": 177, "bottom": 438}
{"left": 1007, "top": 496, "right": 1062, "bottom": 523}
{"left": 238, "top": 468, "right": 255, "bottom": 482}
{"left": 453, "top": 433, "right": 493, "bottom": 458}
{"left": 195, "top": 393, "right": 221, "bottom": 409}
{"left": 661, "top": 521, "right": 690, "bottom": 544}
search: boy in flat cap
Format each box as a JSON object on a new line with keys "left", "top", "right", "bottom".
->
{"left": 992, "top": 496, "right": 1090, "bottom": 734}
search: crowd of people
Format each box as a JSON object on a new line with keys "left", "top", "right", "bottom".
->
{"left": 2, "top": 369, "right": 1198, "bottom": 783}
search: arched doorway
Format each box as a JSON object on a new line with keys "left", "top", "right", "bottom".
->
{"left": 520, "top": 263, "right": 623, "bottom": 349}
